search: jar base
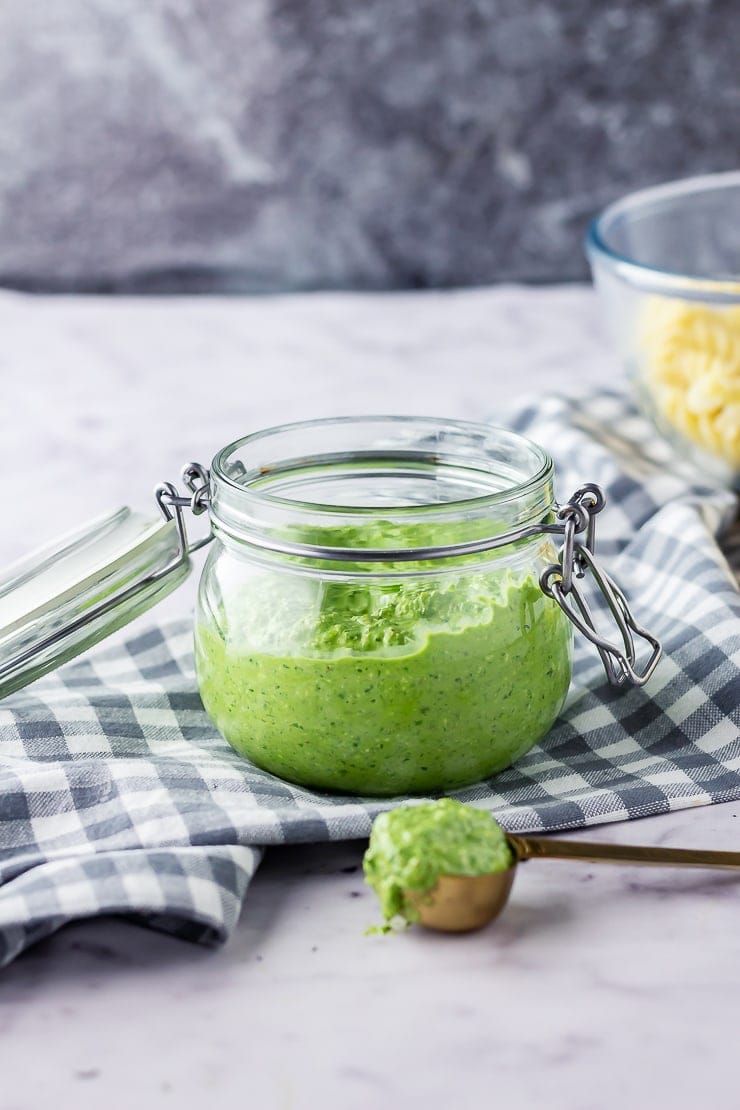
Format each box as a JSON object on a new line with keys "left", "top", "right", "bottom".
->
{"left": 218, "top": 726, "right": 557, "bottom": 798}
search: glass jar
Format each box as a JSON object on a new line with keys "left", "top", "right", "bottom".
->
{"left": 194, "top": 417, "right": 571, "bottom": 795}
{"left": 0, "top": 416, "right": 662, "bottom": 797}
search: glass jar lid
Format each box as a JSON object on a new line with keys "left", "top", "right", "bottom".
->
{"left": 0, "top": 507, "right": 190, "bottom": 699}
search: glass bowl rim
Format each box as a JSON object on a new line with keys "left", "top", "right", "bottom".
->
{"left": 585, "top": 170, "right": 740, "bottom": 298}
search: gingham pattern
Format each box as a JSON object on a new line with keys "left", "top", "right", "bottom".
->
{"left": 1, "top": 390, "right": 738, "bottom": 966}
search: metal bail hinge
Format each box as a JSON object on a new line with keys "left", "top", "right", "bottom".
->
{"left": 154, "top": 462, "right": 213, "bottom": 567}
{"left": 540, "top": 486, "right": 662, "bottom": 688}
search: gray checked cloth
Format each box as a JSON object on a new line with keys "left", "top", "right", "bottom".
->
{"left": 1, "top": 389, "right": 739, "bottom": 967}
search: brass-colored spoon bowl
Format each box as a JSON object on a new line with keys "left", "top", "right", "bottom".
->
{"left": 409, "top": 869, "right": 516, "bottom": 932}
{"left": 411, "top": 833, "right": 740, "bottom": 933}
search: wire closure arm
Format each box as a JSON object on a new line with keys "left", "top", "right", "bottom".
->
{"left": 538, "top": 486, "right": 661, "bottom": 688}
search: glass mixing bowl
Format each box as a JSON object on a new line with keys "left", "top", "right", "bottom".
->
{"left": 586, "top": 171, "right": 740, "bottom": 487}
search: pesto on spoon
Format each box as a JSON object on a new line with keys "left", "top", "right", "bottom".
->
{"left": 364, "top": 798, "right": 740, "bottom": 934}
{"left": 363, "top": 798, "right": 513, "bottom": 928}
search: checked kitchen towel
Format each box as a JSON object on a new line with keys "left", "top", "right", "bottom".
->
{"left": 1, "top": 389, "right": 739, "bottom": 967}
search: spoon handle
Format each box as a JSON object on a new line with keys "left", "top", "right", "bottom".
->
{"left": 508, "top": 834, "right": 740, "bottom": 870}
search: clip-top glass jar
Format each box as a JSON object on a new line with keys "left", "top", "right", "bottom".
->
{"left": 196, "top": 417, "right": 572, "bottom": 796}
{"left": 0, "top": 416, "right": 662, "bottom": 798}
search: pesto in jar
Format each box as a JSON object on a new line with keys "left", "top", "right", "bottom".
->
{"left": 195, "top": 527, "right": 571, "bottom": 796}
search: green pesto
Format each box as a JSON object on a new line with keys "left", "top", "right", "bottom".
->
{"left": 195, "top": 525, "right": 572, "bottom": 796}
{"left": 363, "top": 800, "right": 514, "bottom": 925}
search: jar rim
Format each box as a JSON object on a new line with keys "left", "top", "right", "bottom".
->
{"left": 208, "top": 415, "right": 556, "bottom": 563}
{"left": 211, "top": 414, "right": 553, "bottom": 516}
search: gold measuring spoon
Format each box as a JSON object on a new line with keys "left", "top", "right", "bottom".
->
{"left": 410, "top": 834, "right": 740, "bottom": 932}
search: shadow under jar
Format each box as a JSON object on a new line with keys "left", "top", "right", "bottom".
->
{"left": 194, "top": 417, "right": 573, "bottom": 796}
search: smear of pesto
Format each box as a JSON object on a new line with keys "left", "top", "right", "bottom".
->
{"left": 363, "top": 799, "right": 513, "bottom": 927}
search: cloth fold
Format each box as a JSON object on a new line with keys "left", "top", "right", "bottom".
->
{"left": 1, "top": 390, "right": 738, "bottom": 966}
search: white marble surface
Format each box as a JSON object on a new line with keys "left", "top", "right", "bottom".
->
{"left": 1, "top": 285, "right": 739, "bottom": 1110}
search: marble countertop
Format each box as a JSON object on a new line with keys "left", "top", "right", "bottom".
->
{"left": 1, "top": 285, "right": 738, "bottom": 1110}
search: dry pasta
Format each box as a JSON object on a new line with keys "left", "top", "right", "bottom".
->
{"left": 637, "top": 297, "right": 740, "bottom": 468}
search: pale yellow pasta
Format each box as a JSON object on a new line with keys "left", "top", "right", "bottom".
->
{"left": 637, "top": 296, "right": 740, "bottom": 468}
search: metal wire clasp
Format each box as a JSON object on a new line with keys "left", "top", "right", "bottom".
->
{"left": 154, "top": 463, "right": 213, "bottom": 566}
{"left": 540, "top": 486, "right": 662, "bottom": 688}
{"left": 152, "top": 467, "right": 661, "bottom": 690}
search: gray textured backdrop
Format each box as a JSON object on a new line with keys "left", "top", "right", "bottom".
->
{"left": 1, "top": 0, "right": 738, "bottom": 292}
